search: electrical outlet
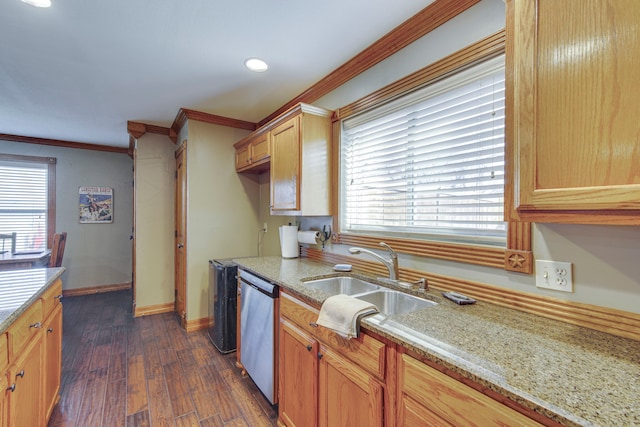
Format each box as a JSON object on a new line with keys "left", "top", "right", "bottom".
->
{"left": 263, "top": 223, "right": 268, "bottom": 233}
{"left": 535, "top": 260, "right": 573, "bottom": 292}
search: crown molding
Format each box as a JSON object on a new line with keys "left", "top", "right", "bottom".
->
{"left": 0, "top": 133, "right": 129, "bottom": 154}
{"left": 258, "top": 0, "right": 481, "bottom": 127}
{"left": 168, "top": 108, "right": 258, "bottom": 143}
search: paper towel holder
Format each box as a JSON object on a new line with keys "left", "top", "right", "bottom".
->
{"left": 320, "top": 225, "right": 331, "bottom": 249}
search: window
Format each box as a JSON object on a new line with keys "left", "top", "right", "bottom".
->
{"left": 0, "top": 154, "right": 56, "bottom": 252}
{"left": 340, "top": 55, "right": 506, "bottom": 246}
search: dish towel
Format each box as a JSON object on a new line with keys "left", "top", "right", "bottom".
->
{"left": 316, "top": 294, "right": 379, "bottom": 339}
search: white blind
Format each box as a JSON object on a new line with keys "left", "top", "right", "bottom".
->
{"left": 341, "top": 55, "right": 506, "bottom": 245}
{"left": 0, "top": 160, "right": 48, "bottom": 252}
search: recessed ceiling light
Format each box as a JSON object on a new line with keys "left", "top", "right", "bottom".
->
{"left": 21, "top": 0, "right": 51, "bottom": 7}
{"left": 244, "top": 58, "right": 268, "bottom": 73}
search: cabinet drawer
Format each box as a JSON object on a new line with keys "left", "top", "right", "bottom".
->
{"left": 0, "top": 333, "right": 7, "bottom": 372}
{"left": 41, "top": 279, "right": 63, "bottom": 318}
{"left": 280, "top": 292, "right": 386, "bottom": 380}
{"left": 399, "top": 353, "right": 542, "bottom": 426}
{"left": 8, "top": 300, "right": 43, "bottom": 359}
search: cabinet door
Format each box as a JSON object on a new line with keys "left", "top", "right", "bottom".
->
{"left": 8, "top": 334, "right": 43, "bottom": 427}
{"left": 43, "top": 305, "right": 62, "bottom": 421}
{"left": 251, "top": 133, "right": 270, "bottom": 163}
{"left": 509, "top": 0, "right": 640, "bottom": 222}
{"left": 318, "top": 344, "right": 384, "bottom": 427}
{"left": 271, "top": 116, "right": 300, "bottom": 211}
{"left": 279, "top": 318, "right": 318, "bottom": 427}
{"left": 235, "top": 144, "right": 251, "bottom": 171}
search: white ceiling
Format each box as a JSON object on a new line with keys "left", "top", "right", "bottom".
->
{"left": 0, "top": 0, "right": 433, "bottom": 148}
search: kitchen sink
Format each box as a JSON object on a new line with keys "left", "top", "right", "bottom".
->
{"left": 354, "top": 290, "right": 437, "bottom": 315}
{"left": 303, "top": 276, "right": 381, "bottom": 295}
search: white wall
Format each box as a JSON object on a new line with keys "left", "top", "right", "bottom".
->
{"left": 184, "top": 121, "right": 261, "bottom": 321}
{"left": 134, "top": 134, "right": 176, "bottom": 309}
{"left": 0, "top": 139, "right": 133, "bottom": 291}
{"left": 310, "top": 0, "right": 640, "bottom": 314}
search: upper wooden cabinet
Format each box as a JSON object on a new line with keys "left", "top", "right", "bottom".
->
{"left": 233, "top": 102, "right": 332, "bottom": 215}
{"left": 507, "top": 0, "right": 640, "bottom": 224}
{"left": 234, "top": 131, "right": 270, "bottom": 173}
{"left": 270, "top": 104, "right": 332, "bottom": 216}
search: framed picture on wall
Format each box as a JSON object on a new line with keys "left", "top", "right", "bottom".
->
{"left": 79, "top": 186, "right": 113, "bottom": 223}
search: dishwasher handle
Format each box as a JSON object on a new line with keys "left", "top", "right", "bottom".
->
{"left": 239, "top": 270, "right": 278, "bottom": 298}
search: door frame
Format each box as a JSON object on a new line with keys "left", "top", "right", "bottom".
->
{"left": 175, "top": 141, "right": 187, "bottom": 327}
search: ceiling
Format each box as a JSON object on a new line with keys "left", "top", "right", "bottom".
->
{"left": 0, "top": 0, "right": 433, "bottom": 149}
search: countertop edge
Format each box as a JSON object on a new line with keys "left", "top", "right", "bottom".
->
{"left": 0, "top": 267, "right": 65, "bottom": 334}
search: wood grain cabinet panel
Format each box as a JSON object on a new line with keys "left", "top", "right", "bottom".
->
{"left": 507, "top": 0, "right": 640, "bottom": 224}
{"left": 0, "top": 371, "right": 8, "bottom": 427}
{"left": 398, "top": 353, "right": 542, "bottom": 427}
{"left": 8, "top": 301, "right": 43, "bottom": 359}
{"left": 42, "top": 304, "right": 62, "bottom": 421}
{"left": 0, "top": 334, "right": 7, "bottom": 374}
{"left": 318, "top": 344, "right": 384, "bottom": 427}
{"left": 40, "top": 279, "right": 62, "bottom": 319}
{"left": 7, "top": 332, "right": 43, "bottom": 427}
{"left": 279, "top": 318, "right": 318, "bottom": 427}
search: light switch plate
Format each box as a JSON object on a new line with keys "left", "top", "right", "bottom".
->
{"left": 535, "top": 260, "right": 573, "bottom": 292}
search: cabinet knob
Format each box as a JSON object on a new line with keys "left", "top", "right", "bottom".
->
{"left": 16, "top": 370, "right": 24, "bottom": 378}
{"left": 309, "top": 322, "right": 318, "bottom": 328}
{"left": 47, "top": 328, "right": 54, "bottom": 333}
{"left": 29, "top": 322, "right": 41, "bottom": 329}
{"left": 55, "top": 294, "right": 63, "bottom": 301}
{"left": 177, "top": 243, "right": 184, "bottom": 249}
{"left": 6, "top": 384, "right": 15, "bottom": 392}
{"left": 317, "top": 353, "right": 323, "bottom": 360}
{"left": 306, "top": 345, "right": 312, "bottom": 352}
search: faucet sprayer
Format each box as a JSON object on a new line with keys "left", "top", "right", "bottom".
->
{"left": 349, "top": 241, "right": 399, "bottom": 280}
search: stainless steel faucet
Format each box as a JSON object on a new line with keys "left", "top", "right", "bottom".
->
{"left": 349, "top": 242, "right": 399, "bottom": 280}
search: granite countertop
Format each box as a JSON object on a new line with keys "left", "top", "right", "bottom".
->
{"left": 234, "top": 256, "right": 640, "bottom": 427}
{"left": 0, "top": 267, "right": 65, "bottom": 334}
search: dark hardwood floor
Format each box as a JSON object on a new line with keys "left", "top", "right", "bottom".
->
{"left": 47, "top": 290, "right": 277, "bottom": 427}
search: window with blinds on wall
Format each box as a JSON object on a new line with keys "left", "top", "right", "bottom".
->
{"left": 0, "top": 155, "right": 54, "bottom": 253}
{"left": 340, "top": 55, "right": 506, "bottom": 246}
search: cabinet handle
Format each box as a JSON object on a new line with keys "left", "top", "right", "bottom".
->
{"left": 6, "top": 384, "right": 15, "bottom": 392}
{"left": 177, "top": 243, "right": 184, "bottom": 249}
{"left": 309, "top": 322, "right": 318, "bottom": 328}
{"left": 55, "top": 294, "right": 63, "bottom": 301}
{"left": 306, "top": 345, "right": 312, "bottom": 351}
{"left": 317, "top": 353, "right": 323, "bottom": 360}
{"left": 16, "top": 370, "right": 24, "bottom": 378}
{"left": 29, "top": 322, "right": 41, "bottom": 329}
{"left": 47, "top": 328, "right": 54, "bottom": 333}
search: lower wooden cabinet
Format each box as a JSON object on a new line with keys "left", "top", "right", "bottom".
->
{"left": 397, "top": 353, "right": 543, "bottom": 427}
{"left": 279, "top": 290, "right": 550, "bottom": 427}
{"left": 3, "top": 279, "right": 63, "bottom": 427}
{"left": 279, "top": 293, "right": 388, "bottom": 427}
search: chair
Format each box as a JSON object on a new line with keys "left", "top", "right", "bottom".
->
{"left": 49, "top": 232, "right": 67, "bottom": 267}
{"left": 0, "top": 232, "right": 16, "bottom": 254}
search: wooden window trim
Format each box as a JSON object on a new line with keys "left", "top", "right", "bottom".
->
{"left": 0, "top": 153, "right": 57, "bottom": 249}
{"left": 330, "top": 30, "right": 532, "bottom": 274}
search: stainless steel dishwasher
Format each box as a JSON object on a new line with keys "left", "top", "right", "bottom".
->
{"left": 239, "top": 269, "right": 279, "bottom": 404}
